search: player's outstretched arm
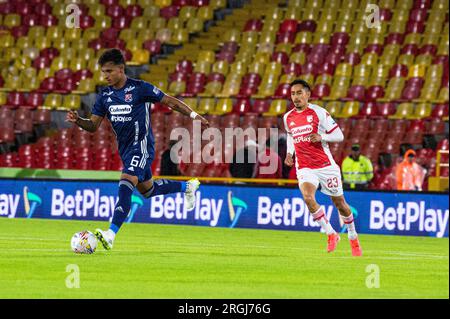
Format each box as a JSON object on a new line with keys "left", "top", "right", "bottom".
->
{"left": 161, "top": 95, "right": 209, "bottom": 127}
{"left": 65, "top": 110, "right": 103, "bottom": 132}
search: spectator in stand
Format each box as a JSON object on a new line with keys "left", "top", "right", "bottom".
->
{"left": 395, "top": 149, "right": 426, "bottom": 191}
{"left": 341, "top": 144, "right": 374, "bottom": 190}
{"left": 254, "top": 137, "right": 283, "bottom": 179}
{"left": 160, "top": 140, "right": 181, "bottom": 176}
{"left": 229, "top": 139, "right": 258, "bottom": 179}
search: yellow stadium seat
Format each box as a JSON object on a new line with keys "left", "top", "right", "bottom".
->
{"left": 155, "top": 0, "right": 171, "bottom": 7}
{"left": 209, "top": 98, "right": 232, "bottom": 115}
{"left": 212, "top": 60, "right": 229, "bottom": 75}
{"left": 64, "top": 28, "right": 81, "bottom": 41}
{"left": 69, "top": 58, "right": 86, "bottom": 71}
{"left": 94, "top": 16, "right": 111, "bottom": 29}
{"left": 0, "top": 34, "right": 15, "bottom": 49}
{"left": 389, "top": 103, "right": 414, "bottom": 119}
{"left": 316, "top": 20, "right": 334, "bottom": 34}
{"left": 155, "top": 28, "right": 172, "bottom": 43}
{"left": 129, "top": 49, "right": 150, "bottom": 65}
{"left": 415, "top": 54, "right": 433, "bottom": 66}
{"left": 284, "top": 7, "right": 301, "bottom": 20}
{"left": 210, "top": 0, "right": 226, "bottom": 9}
{"left": 360, "top": 53, "right": 378, "bottom": 67}
{"left": 4, "top": 14, "right": 21, "bottom": 28}
{"left": 335, "top": 20, "right": 352, "bottom": 33}
{"left": 143, "top": 5, "right": 160, "bottom": 17}
{"left": 187, "top": 17, "right": 204, "bottom": 33}
{"left": 406, "top": 103, "right": 432, "bottom": 119}
{"left": 404, "top": 33, "right": 422, "bottom": 45}
{"left": 199, "top": 81, "right": 222, "bottom": 97}
{"left": 60, "top": 48, "right": 77, "bottom": 61}
{"left": 60, "top": 95, "right": 81, "bottom": 111}
{"left": 352, "top": 77, "right": 369, "bottom": 86}
{"left": 335, "top": 63, "right": 353, "bottom": 77}
{"left": 168, "top": 81, "right": 186, "bottom": 96}
{"left": 324, "top": 101, "right": 342, "bottom": 117}
{"left": 397, "top": 54, "right": 415, "bottom": 66}
{"left": 197, "top": 98, "right": 215, "bottom": 115}
{"left": 37, "top": 68, "right": 52, "bottom": 82}
{"left": 335, "top": 102, "right": 359, "bottom": 118}
{"left": 279, "top": 74, "right": 296, "bottom": 84}
{"left": 248, "top": 62, "right": 266, "bottom": 76}
{"left": 168, "top": 17, "right": 183, "bottom": 30}
{"left": 436, "top": 87, "right": 449, "bottom": 103}
{"left": 221, "top": 29, "right": 240, "bottom": 43}
{"left": 0, "top": 92, "right": 7, "bottom": 105}
{"left": 263, "top": 100, "right": 287, "bottom": 116}
{"left": 168, "top": 29, "right": 189, "bottom": 45}
{"left": 389, "top": 21, "right": 407, "bottom": 33}
{"left": 13, "top": 56, "right": 32, "bottom": 70}
{"left": 315, "top": 74, "right": 333, "bottom": 86}
{"left": 52, "top": 3, "right": 66, "bottom": 16}
{"left": 381, "top": 78, "right": 405, "bottom": 101}
{"left": 301, "top": 7, "right": 320, "bottom": 20}
{"left": 119, "top": 0, "right": 136, "bottom": 6}
{"left": 219, "top": 77, "right": 242, "bottom": 97}
{"left": 408, "top": 64, "right": 426, "bottom": 78}
{"left": 179, "top": 6, "right": 197, "bottom": 22}
{"left": 138, "top": 0, "right": 153, "bottom": 5}
{"left": 197, "top": 50, "right": 215, "bottom": 64}
{"left": 73, "top": 78, "right": 96, "bottom": 94}
{"left": 417, "top": 85, "right": 440, "bottom": 102}
{"left": 0, "top": 75, "right": 20, "bottom": 92}
{"left": 89, "top": 3, "right": 105, "bottom": 17}
{"left": 50, "top": 57, "right": 68, "bottom": 72}
{"left": 295, "top": 32, "right": 312, "bottom": 44}
{"left": 182, "top": 98, "right": 198, "bottom": 111}
{"left": 82, "top": 28, "right": 100, "bottom": 42}
{"left": 313, "top": 33, "right": 330, "bottom": 44}
{"left": 229, "top": 62, "right": 247, "bottom": 76}
{"left": 126, "top": 39, "right": 143, "bottom": 52}
{"left": 16, "top": 37, "right": 32, "bottom": 50}
{"left": 137, "top": 29, "right": 155, "bottom": 43}
{"left": 130, "top": 17, "right": 147, "bottom": 30}
{"left": 42, "top": 94, "right": 62, "bottom": 110}
{"left": 197, "top": 6, "right": 213, "bottom": 20}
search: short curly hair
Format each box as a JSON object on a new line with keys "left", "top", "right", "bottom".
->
{"left": 98, "top": 48, "right": 125, "bottom": 66}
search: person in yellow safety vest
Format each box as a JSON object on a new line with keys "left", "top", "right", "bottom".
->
{"left": 341, "top": 144, "right": 374, "bottom": 190}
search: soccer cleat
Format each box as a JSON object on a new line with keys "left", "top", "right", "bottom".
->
{"left": 327, "top": 233, "right": 340, "bottom": 253}
{"left": 185, "top": 178, "right": 200, "bottom": 211}
{"left": 94, "top": 229, "right": 114, "bottom": 250}
{"left": 350, "top": 237, "right": 362, "bottom": 257}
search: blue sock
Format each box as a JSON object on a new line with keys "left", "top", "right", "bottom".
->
{"left": 142, "top": 179, "right": 186, "bottom": 198}
{"left": 110, "top": 179, "right": 135, "bottom": 234}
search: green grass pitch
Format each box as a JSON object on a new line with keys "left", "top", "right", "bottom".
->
{"left": 0, "top": 218, "right": 448, "bottom": 299}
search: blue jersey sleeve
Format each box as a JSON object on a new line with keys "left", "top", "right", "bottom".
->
{"left": 141, "top": 82, "right": 165, "bottom": 103}
{"left": 91, "top": 93, "right": 106, "bottom": 117}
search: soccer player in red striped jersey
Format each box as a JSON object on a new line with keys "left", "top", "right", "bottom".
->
{"left": 284, "top": 79, "right": 362, "bottom": 256}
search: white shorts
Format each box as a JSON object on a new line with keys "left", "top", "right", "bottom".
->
{"left": 296, "top": 165, "right": 344, "bottom": 197}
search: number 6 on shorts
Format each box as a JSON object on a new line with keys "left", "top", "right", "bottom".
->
{"left": 130, "top": 155, "right": 140, "bottom": 167}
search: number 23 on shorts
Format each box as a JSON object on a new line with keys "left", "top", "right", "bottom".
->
{"left": 326, "top": 177, "right": 339, "bottom": 188}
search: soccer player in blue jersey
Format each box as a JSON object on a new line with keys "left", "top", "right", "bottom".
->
{"left": 66, "top": 48, "right": 209, "bottom": 250}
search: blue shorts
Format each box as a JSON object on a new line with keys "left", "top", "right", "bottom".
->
{"left": 121, "top": 144, "right": 155, "bottom": 183}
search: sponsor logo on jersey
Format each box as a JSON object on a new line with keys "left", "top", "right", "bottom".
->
{"left": 111, "top": 116, "right": 132, "bottom": 122}
{"left": 289, "top": 121, "right": 295, "bottom": 126}
{"left": 124, "top": 85, "right": 135, "bottom": 93}
{"left": 103, "top": 91, "right": 114, "bottom": 96}
{"left": 291, "top": 124, "right": 313, "bottom": 137}
{"left": 125, "top": 94, "right": 133, "bottom": 102}
{"left": 307, "top": 115, "right": 313, "bottom": 122}
{"left": 107, "top": 97, "right": 112, "bottom": 102}
{"left": 109, "top": 104, "right": 132, "bottom": 115}
{"left": 153, "top": 86, "right": 160, "bottom": 95}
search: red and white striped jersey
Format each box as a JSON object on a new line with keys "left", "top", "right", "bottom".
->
{"left": 283, "top": 103, "right": 339, "bottom": 170}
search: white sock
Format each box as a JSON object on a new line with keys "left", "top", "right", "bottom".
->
{"left": 106, "top": 229, "right": 116, "bottom": 240}
{"left": 311, "top": 208, "right": 335, "bottom": 235}
{"left": 341, "top": 214, "right": 358, "bottom": 240}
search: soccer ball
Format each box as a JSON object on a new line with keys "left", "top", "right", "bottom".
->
{"left": 71, "top": 231, "right": 97, "bottom": 254}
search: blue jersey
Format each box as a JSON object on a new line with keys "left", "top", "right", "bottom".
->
{"left": 91, "top": 78, "right": 165, "bottom": 181}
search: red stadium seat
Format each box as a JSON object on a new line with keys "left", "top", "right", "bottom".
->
{"left": 252, "top": 99, "right": 270, "bottom": 114}
{"left": 385, "top": 33, "right": 404, "bottom": 45}
{"left": 273, "top": 83, "right": 291, "bottom": 99}
{"left": 298, "top": 20, "right": 316, "bottom": 32}
{"left": 331, "top": 32, "right": 349, "bottom": 46}
{"left": 5, "top": 92, "right": 25, "bottom": 109}
{"left": 283, "top": 62, "right": 302, "bottom": 76}
{"left": 343, "top": 52, "right": 361, "bottom": 65}
{"left": 244, "top": 19, "right": 263, "bottom": 32}
{"left": 24, "top": 92, "right": 43, "bottom": 110}
{"left": 279, "top": 19, "right": 298, "bottom": 33}
{"left": 430, "top": 104, "right": 449, "bottom": 119}
{"left": 232, "top": 99, "right": 252, "bottom": 115}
